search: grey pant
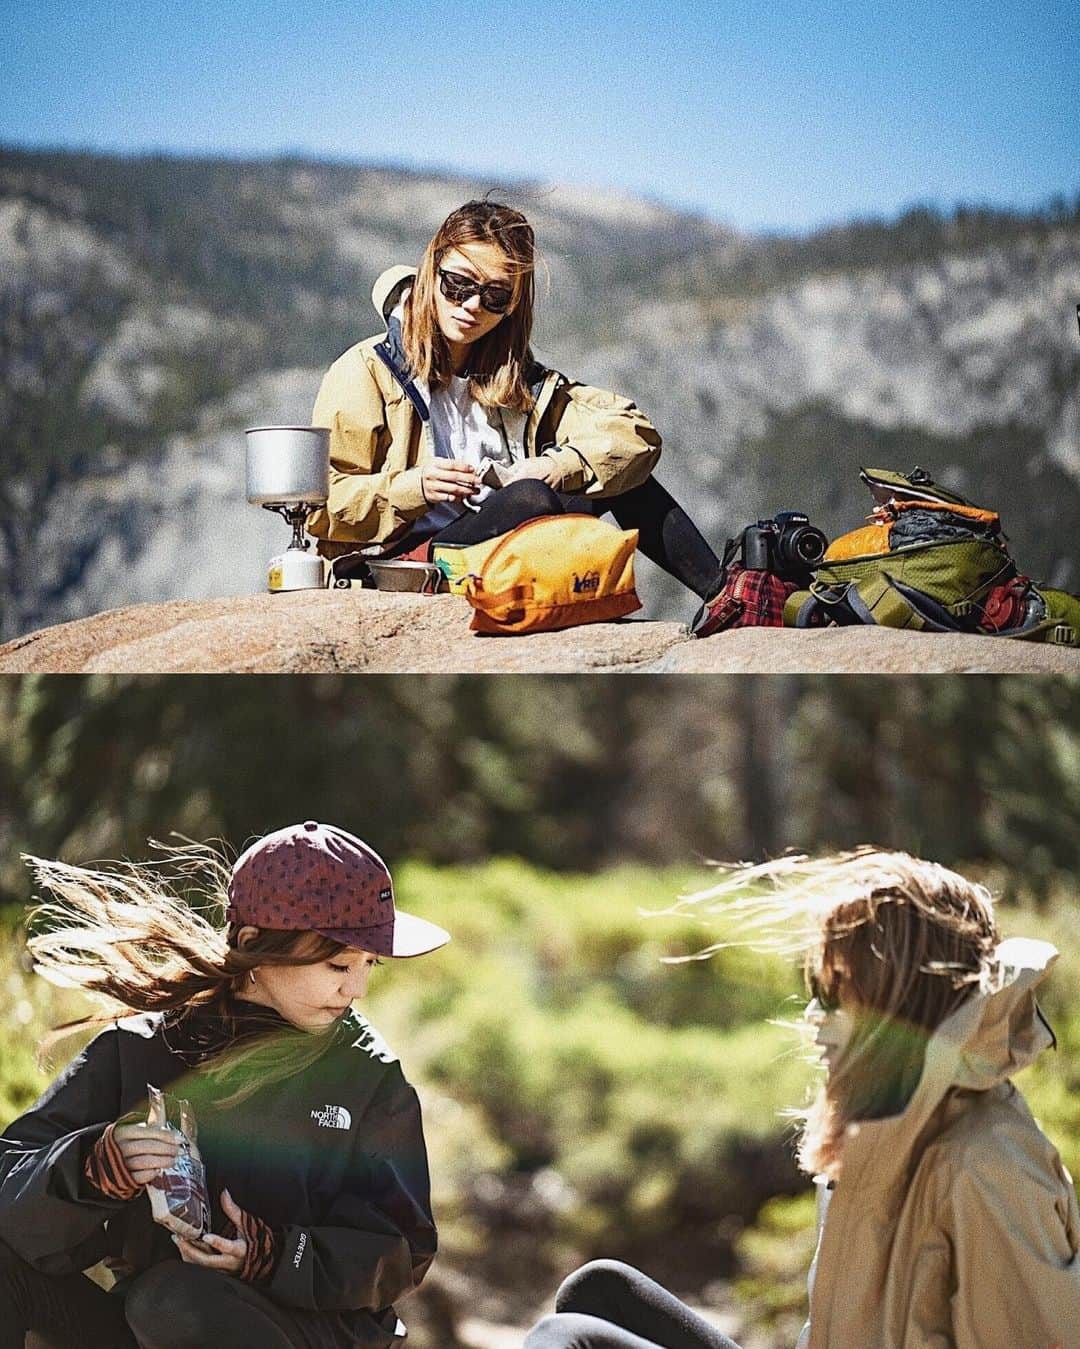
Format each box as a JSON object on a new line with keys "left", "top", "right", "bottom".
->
{"left": 0, "top": 1243, "right": 317, "bottom": 1349}
{"left": 526, "top": 1260, "right": 741, "bottom": 1349}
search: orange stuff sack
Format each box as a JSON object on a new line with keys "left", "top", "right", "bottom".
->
{"left": 822, "top": 501, "right": 1004, "bottom": 564}
{"left": 823, "top": 521, "right": 893, "bottom": 561}
{"left": 463, "top": 514, "right": 641, "bottom": 634}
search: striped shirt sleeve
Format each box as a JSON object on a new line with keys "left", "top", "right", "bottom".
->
{"left": 225, "top": 1204, "right": 281, "bottom": 1283}
{"left": 83, "top": 1122, "right": 142, "bottom": 1201}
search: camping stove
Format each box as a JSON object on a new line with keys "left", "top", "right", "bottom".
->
{"left": 245, "top": 426, "right": 330, "bottom": 592}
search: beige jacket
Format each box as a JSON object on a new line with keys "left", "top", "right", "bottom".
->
{"left": 306, "top": 266, "right": 662, "bottom": 552}
{"left": 806, "top": 937, "right": 1080, "bottom": 1348}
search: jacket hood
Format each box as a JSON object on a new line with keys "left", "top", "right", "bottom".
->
{"left": 372, "top": 265, "right": 417, "bottom": 324}
{"left": 843, "top": 936, "right": 1058, "bottom": 1192}
{"left": 947, "top": 936, "right": 1057, "bottom": 1090}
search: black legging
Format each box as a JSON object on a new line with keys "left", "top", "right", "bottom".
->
{"left": 0, "top": 1242, "right": 320, "bottom": 1349}
{"left": 431, "top": 477, "right": 724, "bottom": 602}
{"left": 525, "top": 1260, "right": 742, "bottom": 1349}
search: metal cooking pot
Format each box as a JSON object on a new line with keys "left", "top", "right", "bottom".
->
{"left": 245, "top": 426, "right": 330, "bottom": 506}
{"left": 365, "top": 559, "right": 445, "bottom": 594}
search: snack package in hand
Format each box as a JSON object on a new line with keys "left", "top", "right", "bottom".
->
{"left": 476, "top": 456, "right": 516, "bottom": 489}
{"left": 145, "top": 1084, "right": 211, "bottom": 1242}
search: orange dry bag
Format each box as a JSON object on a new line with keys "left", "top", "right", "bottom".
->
{"left": 463, "top": 515, "right": 641, "bottom": 635}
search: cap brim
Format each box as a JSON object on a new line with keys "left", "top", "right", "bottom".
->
{"left": 317, "top": 909, "right": 450, "bottom": 959}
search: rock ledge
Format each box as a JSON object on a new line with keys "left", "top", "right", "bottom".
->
{"left": 2, "top": 592, "right": 1077, "bottom": 674}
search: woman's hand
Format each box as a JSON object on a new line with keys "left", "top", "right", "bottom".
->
{"left": 173, "top": 1189, "right": 248, "bottom": 1275}
{"left": 85, "top": 1119, "right": 176, "bottom": 1201}
{"left": 111, "top": 1123, "right": 180, "bottom": 1187}
{"left": 502, "top": 456, "right": 561, "bottom": 487}
{"left": 422, "top": 460, "right": 480, "bottom": 504}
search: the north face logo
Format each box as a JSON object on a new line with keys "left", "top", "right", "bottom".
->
{"left": 311, "top": 1104, "right": 352, "bottom": 1130}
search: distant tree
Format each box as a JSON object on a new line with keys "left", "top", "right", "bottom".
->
{"left": 2, "top": 676, "right": 1077, "bottom": 907}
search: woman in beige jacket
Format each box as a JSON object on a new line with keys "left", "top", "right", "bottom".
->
{"left": 527, "top": 850, "right": 1080, "bottom": 1348}
{"left": 306, "top": 200, "right": 728, "bottom": 630}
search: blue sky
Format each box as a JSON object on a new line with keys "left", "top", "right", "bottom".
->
{"left": 2, "top": 0, "right": 1077, "bottom": 232}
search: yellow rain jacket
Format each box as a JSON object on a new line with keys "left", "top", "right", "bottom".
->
{"left": 306, "top": 266, "right": 662, "bottom": 553}
{"left": 803, "top": 937, "right": 1080, "bottom": 1348}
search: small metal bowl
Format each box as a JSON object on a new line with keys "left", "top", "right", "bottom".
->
{"left": 365, "top": 559, "right": 445, "bottom": 594}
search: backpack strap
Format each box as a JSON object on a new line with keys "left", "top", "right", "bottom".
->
{"left": 811, "top": 574, "right": 987, "bottom": 633}
{"left": 841, "top": 576, "right": 928, "bottom": 630}
{"left": 713, "top": 529, "right": 747, "bottom": 593}
{"left": 801, "top": 575, "right": 936, "bottom": 631}
{"left": 783, "top": 589, "right": 845, "bottom": 628}
{"left": 783, "top": 589, "right": 819, "bottom": 628}
{"left": 799, "top": 580, "right": 867, "bottom": 626}
{"left": 887, "top": 578, "right": 969, "bottom": 631}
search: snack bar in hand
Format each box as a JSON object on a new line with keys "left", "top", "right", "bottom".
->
{"left": 144, "top": 1084, "right": 211, "bottom": 1242}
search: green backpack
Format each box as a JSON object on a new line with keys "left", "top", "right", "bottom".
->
{"left": 783, "top": 468, "right": 1080, "bottom": 645}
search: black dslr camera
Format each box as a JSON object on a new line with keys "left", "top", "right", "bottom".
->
{"left": 740, "top": 511, "right": 828, "bottom": 580}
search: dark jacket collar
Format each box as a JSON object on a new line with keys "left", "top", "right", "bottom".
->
{"left": 374, "top": 315, "right": 430, "bottom": 421}
{"left": 375, "top": 312, "right": 552, "bottom": 420}
{"left": 160, "top": 996, "right": 343, "bottom": 1066}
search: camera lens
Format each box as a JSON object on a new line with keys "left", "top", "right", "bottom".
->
{"left": 784, "top": 525, "right": 828, "bottom": 569}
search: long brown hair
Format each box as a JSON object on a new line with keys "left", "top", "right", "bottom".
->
{"left": 403, "top": 199, "right": 536, "bottom": 411}
{"left": 666, "top": 849, "right": 999, "bottom": 1180}
{"left": 23, "top": 842, "right": 352, "bottom": 1105}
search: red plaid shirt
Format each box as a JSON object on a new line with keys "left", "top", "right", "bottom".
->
{"left": 694, "top": 566, "right": 801, "bottom": 637}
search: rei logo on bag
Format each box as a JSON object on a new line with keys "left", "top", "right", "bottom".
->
{"left": 573, "top": 571, "right": 600, "bottom": 594}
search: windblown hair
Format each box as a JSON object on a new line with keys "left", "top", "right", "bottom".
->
{"left": 403, "top": 199, "right": 537, "bottom": 411}
{"left": 667, "top": 848, "right": 999, "bottom": 1180}
{"left": 23, "top": 842, "right": 350, "bottom": 1107}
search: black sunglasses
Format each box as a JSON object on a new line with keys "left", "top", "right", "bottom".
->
{"left": 808, "top": 970, "right": 840, "bottom": 1012}
{"left": 437, "top": 267, "right": 514, "bottom": 315}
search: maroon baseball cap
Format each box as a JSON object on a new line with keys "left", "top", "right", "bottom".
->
{"left": 226, "top": 822, "right": 450, "bottom": 958}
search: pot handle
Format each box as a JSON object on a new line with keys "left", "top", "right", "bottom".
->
{"left": 421, "top": 563, "right": 445, "bottom": 595}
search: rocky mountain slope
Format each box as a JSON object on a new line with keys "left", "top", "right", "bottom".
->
{"left": 2, "top": 148, "right": 1077, "bottom": 638}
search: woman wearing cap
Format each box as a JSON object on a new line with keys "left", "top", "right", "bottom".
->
{"left": 306, "top": 199, "right": 731, "bottom": 635}
{"left": 0, "top": 822, "right": 449, "bottom": 1349}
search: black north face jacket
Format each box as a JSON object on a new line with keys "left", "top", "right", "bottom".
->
{"left": 0, "top": 1003, "right": 436, "bottom": 1347}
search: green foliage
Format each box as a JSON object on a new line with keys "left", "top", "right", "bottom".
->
{"left": 733, "top": 1190, "right": 817, "bottom": 1333}
{"left": 656, "top": 197, "right": 1080, "bottom": 306}
{"left": 999, "top": 896, "right": 1080, "bottom": 1182}
{"left": 0, "top": 911, "right": 96, "bottom": 1123}
{"left": 4, "top": 676, "right": 1080, "bottom": 912}
{"left": 784, "top": 678, "right": 1080, "bottom": 894}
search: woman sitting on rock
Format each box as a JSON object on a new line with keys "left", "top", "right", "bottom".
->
{"left": 526, "top": 849, "right": 1080, "bottom": 1349}
{"left": 307, "top": 199, "right": 728, "bottom": 634}
{"left": 0, "top": 822, "right": 449, "bottom": 1349}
